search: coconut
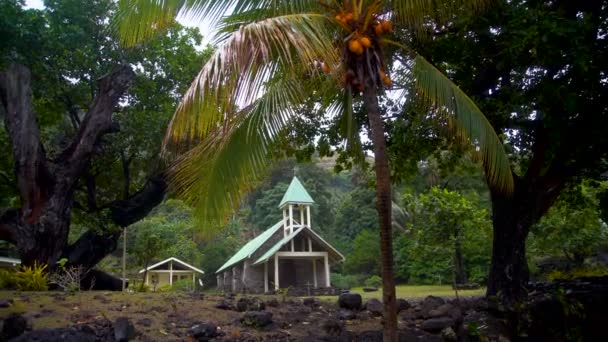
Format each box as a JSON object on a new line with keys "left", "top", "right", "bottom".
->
{"left": 359, "top": 37, "right": 372, "bottom": 48}
{"left": 349, "top": 40, "right": 363, "bottom": 54}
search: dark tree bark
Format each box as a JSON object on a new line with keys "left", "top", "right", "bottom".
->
{"left": 487, "top": 170, "right": 566, "bottom": 307}
{"left": 0, "top": 63, "right": 136, "bottom": 269}
{"left": 64, "top": 174, "right": 166, "bottom": 269}
{"left": 363, "top": 84, "right": 397, "bottom": 342}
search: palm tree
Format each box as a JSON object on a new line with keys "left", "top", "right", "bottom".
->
{"left": 117, "top": 1, "right": 512, "bottom": 340}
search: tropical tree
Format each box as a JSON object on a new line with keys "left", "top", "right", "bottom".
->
{"left": 117, "top": 1, "right": 512, "bottom": 339}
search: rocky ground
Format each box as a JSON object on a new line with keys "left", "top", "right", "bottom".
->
{"left": 0, "top": 290, "right": 506, "bottom": 341}
{"left": 0, "top": 277, "right": 607, "bottom": 341}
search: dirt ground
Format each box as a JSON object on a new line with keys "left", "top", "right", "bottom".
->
{"left": 0, "top": 291, "right": 385, "bottom": 341}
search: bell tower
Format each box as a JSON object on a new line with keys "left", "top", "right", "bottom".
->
{"left": 278, "top": 176, "right": 314, "bottom": 236}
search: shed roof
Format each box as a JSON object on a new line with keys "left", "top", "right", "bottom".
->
{"left": 278, "top": 177, "right": 314, "bottom": 208}
{"left": 215, "top": 220, "right": 283, "bottom": 274}
{"left": 138, "top": 257, "right": 204, "bottom": 274}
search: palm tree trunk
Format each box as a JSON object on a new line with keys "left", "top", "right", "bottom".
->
{"left": 362, "top": 85, "right": 397, "bottom": 342}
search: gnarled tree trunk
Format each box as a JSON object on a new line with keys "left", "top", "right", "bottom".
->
{"left": 0, "top": 64, "right": 165, "bottom": 286}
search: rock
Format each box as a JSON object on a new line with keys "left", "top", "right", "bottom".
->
{"left": 421, "top": 296, "right": 446, "bottom": 317}
{"left": 0, "top": 298, "right": 14, "bottom": 308}
{"left": 364, "top": 299, "right": 383, "bottom": 316}
{"left": 236, "top": 297, "right": 265, "bottom": 312}
{"left": 114, "top": 317, "right": 135, "bottom": 341}
{"left": 321, "top": 318, "right": 344, "bottom": 336}
{"left": 241, "top": 311, "right": 273, "bottom": 328}
{"left": 396, "top": 299, "right": 411, "bottom": 312}
{"left": 303, "top": 297, "right": 320, "bottom": 307}
{"left": 447, "top": 306, "right": 463, "bottom": 323}
{"left": 428, "top": 303, "right": 453, "bottom": 318}
{"left": 337, "top": 309, "right": 356, "bottom": 320}
{"left": 441, "top": 327, "right": 457, "bottom": 341}
{"left": 400, "top": 308, "right": 417, "bottom": 320}
{"left": 189, "top": 322, "right": 218, "bottom": 341}
{"left": 362, "top": 287, "right": 378, "bottom": 292}
{"left": 2, "top": 313, "right": 28, "bottom": 340}
{"left": 421, "top": 317, "right": 455, "bottom": 332}
{"left": 338, "top": 293, "right": 362, "bottom": 310}
{"left": 357, "top": 311, "right": 372, "bottom": 320}
{"left": 214, "top": 300, "right": 232, "bottom": 310}
{"left": 136, "top": 318, "right": 152, "bottom": 327}
{"left": 355, "top": 330, "right": 383, "bottom": 341}
{"left": 10, "top": 328, "right": 98, "bottom": 342}
{"left": 266, "top": 298, "right": 280, "bottom": 307}
{"left": 93, "top": 294, "right": 110, "bottom": 304}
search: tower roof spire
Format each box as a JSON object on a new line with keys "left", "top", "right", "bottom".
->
{"left": 278, "top": 176, "right": 314, "bottom": 208}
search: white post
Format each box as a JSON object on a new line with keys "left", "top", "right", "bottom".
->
{"left": 288, "top": 205, "right": 293, "bottom": 233}
{"left": 145, "top": 272, "right": 149, "bottom": 286}
{"left": 169, "top": 260, "right": 173, "bottom": 286}
{"left": 283, "top": 209, "right": 287, "bottom": 237}
{"left": 307, "top": 206, "right": 311, "bottom": 228}
{"left": 300, "top": 207, "right": 304, "bottom": 228}
{"left": 192, "top": 273, "right": 196, "bottom": 289}
{"left": 308, "top": 238, "right": 312, "bottom": 252}
{"left": 324, "top": 253, "right": 330, "bottom": 287}
{"left": 122, "top": 227, "right": 126, "bottom": 291}
{"left": 290, "top": 204, "right": 295, "bottom": 251}
{"left": 312, "top": 259, "right": 317, "bottom": 288}
{"left": 264, "top": 261, "right": 269, "bottom": 293}
{"left": 274, "top": 254, "right": 279, "bottom": 290}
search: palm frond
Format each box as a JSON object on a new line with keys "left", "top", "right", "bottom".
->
{"left": 389, "top": 0, "right": 491, "bottom": 32}
{"left": 412, "top": 55, "right": 513, "bottom": 193}
{"left": 115, "top": 0, "right": 322, "bottom": 46}
{"left": 163, "top": 13, "right": 338, "bottom": 151}
{"left": 169, "top": 75, "right": 306, "bottom": 234}
{"left": 214, "top": 1, "right": 322, "bottom": 43}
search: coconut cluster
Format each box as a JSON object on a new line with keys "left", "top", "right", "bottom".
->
{"left": 322, "top": 7, "right": 395, "bottom": 89}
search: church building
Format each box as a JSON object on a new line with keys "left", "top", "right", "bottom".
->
{"left": 216, "top": 177, "right": 345, "bottom": 293}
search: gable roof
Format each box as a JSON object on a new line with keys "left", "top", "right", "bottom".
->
{"left": 138, "top": 257, "right": 204, "bottom": 274}
{"left": 216, "top": 220, "right": 283, "bottom": 274}
{"left": 254, "top": 227, "right": 305, "bottom": 265}
{"left": 253, "top": 226, "right": 345, "bottom": 265}
{"left": 278, "top": 177, "right": 314, "bottom": 208}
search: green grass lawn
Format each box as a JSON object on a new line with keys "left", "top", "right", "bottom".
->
{"left": 319, "top": 285, "right": 485, "bottom": 300}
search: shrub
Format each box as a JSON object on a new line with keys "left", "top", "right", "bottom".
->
{"left": 0, "top": 269, "right": 18, "bottom": 290}
{"left": 331, "top": 273, "right": 363, "bottom": 289}
{"left": 169, "top": 279, "right": 194, "bottom": 292}
{"left": 49, "top": 263, "right": 88, "bottom": 294}
{"left": 548, "top": 266, "right": 608, "bottom": 281}
{"left": 364, "top": 275, "right": 382, "bottom": 288}
{"left": 15, "top": 262, "right": 48, "bottom": 291}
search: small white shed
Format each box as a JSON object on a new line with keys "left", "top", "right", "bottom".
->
{"left": 138, "top": 257, "right": 204, "bottom": 288}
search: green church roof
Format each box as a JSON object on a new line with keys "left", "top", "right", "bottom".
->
{"left": 278, "top": 176, "right": 314, "bottom": 208}
{"left": 215, "top": 220, "right": 283, "bottom": 274}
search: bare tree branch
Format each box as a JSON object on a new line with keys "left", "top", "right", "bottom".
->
{"left": 58, "top": 65, "right": 135, "bottom": 178}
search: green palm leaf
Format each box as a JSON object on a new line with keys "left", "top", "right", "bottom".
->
{"left": 412, "top": 55, "right": 513, "bottom": 192}
{"left": 163, "top": 13, "right": 339, "bottom": 151}
{"left": 169, "top": 75, "right": 306, "bottom": 234}
{"left": 116, "top": 0, "right": 321, "bottom": 47}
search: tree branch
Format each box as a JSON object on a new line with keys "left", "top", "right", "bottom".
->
{"left": 108, "top": 173, "right": 167, "bottom": 227}
{"left": 64, "top": 173, "right": 167, "bottom": 268}
{"left": 58, "top": 65, "right": 135, "bottom": 178}
{"left": 0, "top": 64, "right": 51, "bottom": 223}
